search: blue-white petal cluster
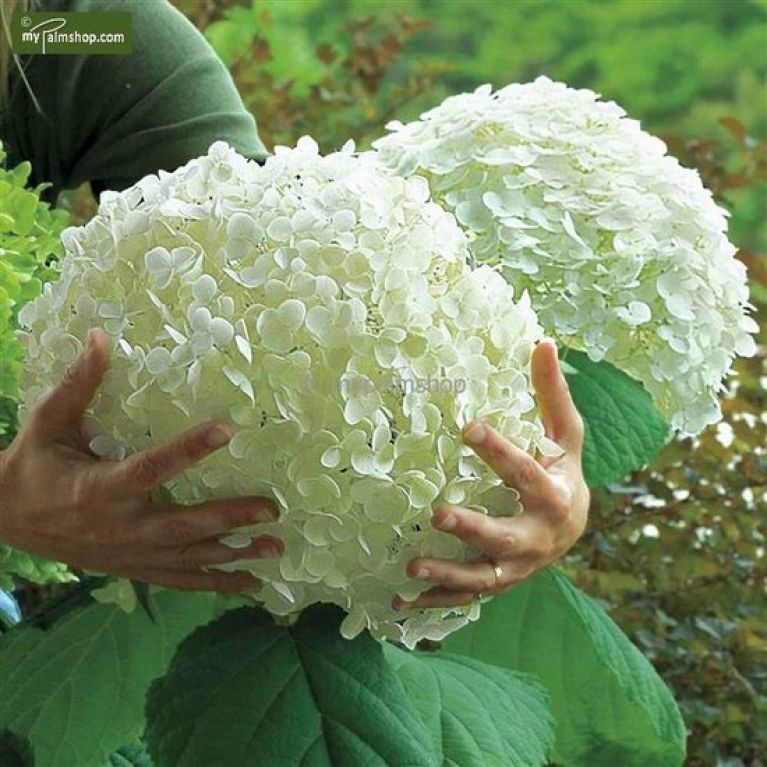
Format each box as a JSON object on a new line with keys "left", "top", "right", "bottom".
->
{"left": 373, "top": 76, "right": 757, "bottom": 435}
{"left": 18, "top": 139, "right": 557, "bottom": 648}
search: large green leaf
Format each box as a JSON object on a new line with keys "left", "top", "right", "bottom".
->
{"left": 0, "top": 590, "right": 215, "bottom": 767}
{"left": 145, "top": 603, "right": 436, "bottom": 767}
{"left": 442, "top": 569, "right": 686, "bottom": 766}
{"left": 560, "top": 348, "right": 669, "bottom": 487}
{"left": 383, "top": 643, "right": 553, "bottom": 766}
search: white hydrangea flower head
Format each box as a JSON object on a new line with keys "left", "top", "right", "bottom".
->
{"left": 18, "top": 139, "right": 559, "bottom": 649}
{"left": 372, "top": 76, "right": 758, "bottom": 436}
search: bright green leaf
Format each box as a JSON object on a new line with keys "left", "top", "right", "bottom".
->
{"left": 5, "top": 161, "right": 32, "bottom": 188}
{"left": 561, "top": 348, "right": 669, "bottom": 487}
{"left": 0, "top": 187, "right": 38, "bottom": 236}
{"left": 0, "top": 590, "right": 215, "bottom": 767}
{"left": 442, "top": 569, "right": 686, "bottom": 767}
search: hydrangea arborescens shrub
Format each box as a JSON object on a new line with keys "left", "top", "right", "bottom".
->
{"left": 0, "top": 140, "right": 75, "bottom": 590}
{"left": 17, "top": 139, "right": 561, "bottom": 648}
{"left": 372, "top": 76, "right": 758, "bottom": 436}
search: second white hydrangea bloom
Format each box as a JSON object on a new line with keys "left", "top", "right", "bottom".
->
{"left": 373, "top": 76, "right": 758, "bottom": 435}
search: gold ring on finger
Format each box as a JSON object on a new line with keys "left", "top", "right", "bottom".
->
{"left": 491, "top": 559, "right": 503, "bottom": 589}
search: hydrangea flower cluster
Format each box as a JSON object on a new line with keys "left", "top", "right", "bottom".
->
{"left": 372, "top": 76, "right": 758, "bottom": 435}
{"left": 18, "top": 139, "right": 560, "bottom": 648}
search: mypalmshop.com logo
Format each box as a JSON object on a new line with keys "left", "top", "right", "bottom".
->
{"left": 11, "top": 11, "right": 132, "bottom": 55}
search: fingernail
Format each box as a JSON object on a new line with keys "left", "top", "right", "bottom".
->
{"left": 392, "top": 597, "right": 407, "bottom": 611}
{"left": 86, "top": 329, "right": 97, "bottom": 354}
{"left": 414, "top": 567, "right": 430, "bottom": 580}
{"left": 253, "top": 504, "right": 278, "bottom": 522}
{"left": 255, "top": 536, "right": 283, "bottom": 557}
{"left": 544, "top": 339, "right": 562, "bottom": 370}
{"left": 463, "top": 421, "right": 486, "bottom": 445}
{"left": 206, "top": 424, "right": 233, "bottom": 448}
{"left": 437, "top": 513, "right": 457, "bottom": 531}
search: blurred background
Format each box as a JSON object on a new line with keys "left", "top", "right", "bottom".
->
{"left": 75, "top": 0, "right": 767, "bottom": 763}
{"left": 176, "top": 0, "right": 766, "bottom": 254}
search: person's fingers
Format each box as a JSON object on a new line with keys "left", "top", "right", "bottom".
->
{"left": 430, "top": 504, "right": 517, "bottom": 559}
{"left": 462, "top": 421, "right": 554, "bottom": 506}
{"left": 531, "top": 340, "right": 585, "bottom": 453}
{"left": 392, "top": 588, "right": 476, "bottom": 610}
{"left": 136, "top": 496, "right": 279, "bottom": 546}
{"left": 431, "top": 498, "right": 571, "bottom": 557}
{"left": 30, "top": 328, "right": 111, "bottom": 441}
{"left": 403, "top": 555, "right": 523, "bottom": 594}
{"left": 107, "top": 421, "right": 236, "bottom": 494}
{"left": 162, "top": 534, "right": 283, "bottom": 571}
{"left": 121, "top": 569, "right": 263, "bottom": 593}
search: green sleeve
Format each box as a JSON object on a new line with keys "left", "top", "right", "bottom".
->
{"left": 2, "top": 0, "right": 268, "bottom": 200}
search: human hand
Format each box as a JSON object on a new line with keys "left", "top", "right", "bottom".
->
{"left": 393, "top": 340, "right": 590, "bottom": 610}
{"left": 0, "top": 329, "right": 282, "bottom": 591}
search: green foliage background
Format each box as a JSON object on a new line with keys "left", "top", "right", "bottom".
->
{"left": 172, "top": 0, "right": 766, "bottom": 763}
{"left": 180, "top": 0, "right": 767, "bottom": 253}
{"left": 0, "top": 144, "right": 67, "bottom": 449}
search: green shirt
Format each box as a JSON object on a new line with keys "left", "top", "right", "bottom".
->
{"left": 0, "top": 0, "right": 268, "bottom": 203}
